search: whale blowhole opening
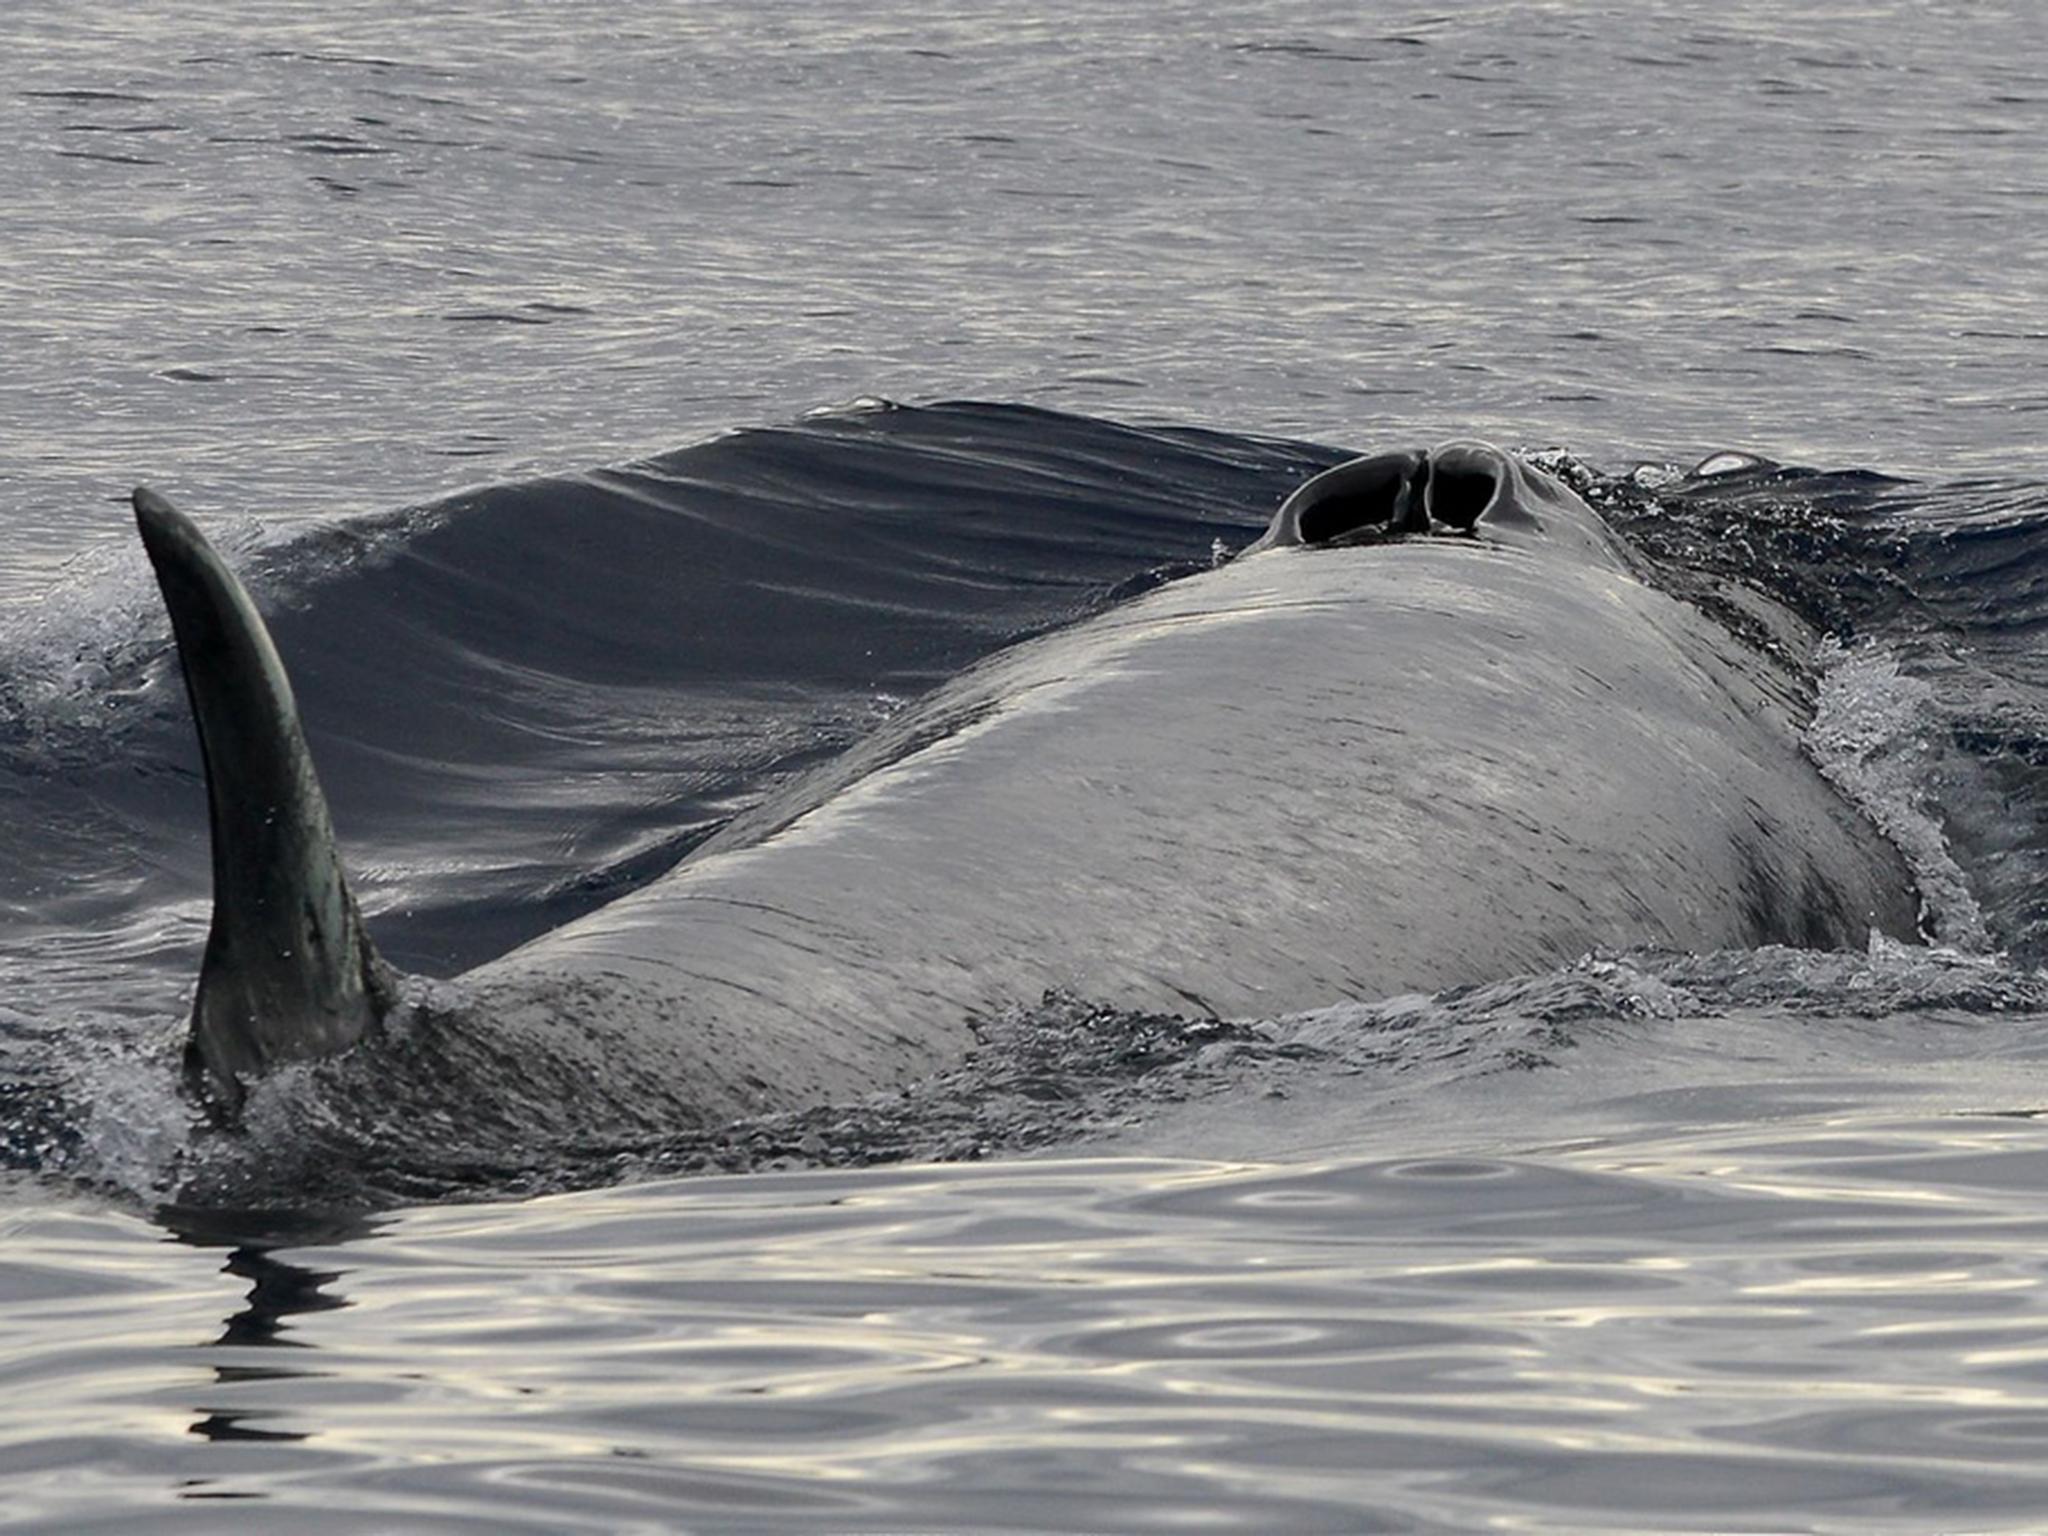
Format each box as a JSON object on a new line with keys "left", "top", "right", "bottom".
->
{"left": 1288, "top": 450, "right": 1426, "bottom": 547}
{"left": 1422, "top": 455, "right": 1503, "bottom": 533}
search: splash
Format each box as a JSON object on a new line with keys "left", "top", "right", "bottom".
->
{"left": 1805, "top": 637, "right": 1991, "bottom": 950}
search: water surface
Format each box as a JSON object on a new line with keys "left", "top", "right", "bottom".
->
{"left": 6, "top": 3, "right": 2048, "bottom": 1531}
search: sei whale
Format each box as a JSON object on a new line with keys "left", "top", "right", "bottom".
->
{"left": 135, "top": 443, "right": 1920, "bottom": 1147}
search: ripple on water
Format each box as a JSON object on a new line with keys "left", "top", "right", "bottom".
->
{"left": 5, "top": 1108, "right": 2048, "bottom": 1531}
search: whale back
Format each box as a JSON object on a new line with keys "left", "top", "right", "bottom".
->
{"left": 136, "top": 446, "right": 1920, "bottom": 1135}
{"left": 465, "top": 448, "right": 1919, "bottom": 1123}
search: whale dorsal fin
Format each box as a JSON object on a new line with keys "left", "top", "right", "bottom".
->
{"left": 134, "top": 488, "right": 390, "bottom": 1115}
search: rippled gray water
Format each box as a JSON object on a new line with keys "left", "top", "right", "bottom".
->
{"left": 3, "top": 0, "right": 2043, "bottom": 592}
{"left": 13, "top": 1091, "right": 2048, "bottom": 1533}
{"left": 7, "top": 2, "right": 2048, "bottom": 1531}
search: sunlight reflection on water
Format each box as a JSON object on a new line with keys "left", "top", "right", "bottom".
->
{"left": 8, "top": 1111, "right": 2048, "bottom": 1531}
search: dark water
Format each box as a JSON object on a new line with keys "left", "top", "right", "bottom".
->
{"left": 6, "top": 2, "right": 2048, "bottom": 1530}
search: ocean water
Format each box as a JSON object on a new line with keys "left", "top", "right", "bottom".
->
{"left": 5, "top": 2, "right": 2048, "bottom": 1531}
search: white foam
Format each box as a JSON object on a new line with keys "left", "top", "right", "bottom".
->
{"left": 1692, "top": 452, "right": 1764, "bottom": 478}
{"left": 38, "top": 1019, "right": 195, "bottom": 1201}
{"left": 1805, "top": 637, "right": 1991, "bottom": 950}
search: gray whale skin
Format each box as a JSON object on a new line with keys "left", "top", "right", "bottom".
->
{"left": 134, "top": 442, "right": 1919, "bottom": 1134}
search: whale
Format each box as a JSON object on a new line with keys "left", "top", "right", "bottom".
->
{"left": 134, "top": 441, "right": 1921, "bottom": 1154}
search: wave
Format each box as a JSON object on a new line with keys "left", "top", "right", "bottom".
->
{"left": 0, "top": 401, "right": 1337, "bottom": 987}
